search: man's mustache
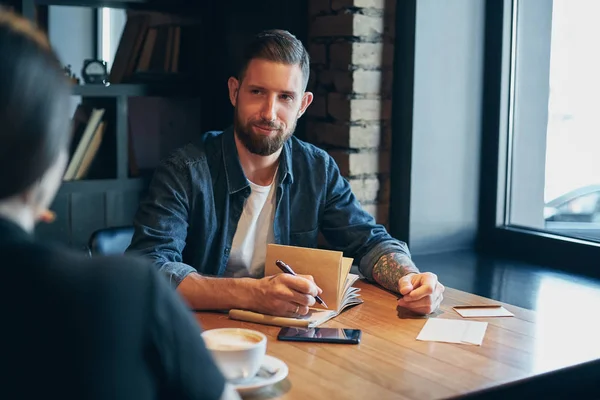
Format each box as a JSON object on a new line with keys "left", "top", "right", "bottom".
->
{"left": 253, "top": 120, "right": 282, "bottom": 130}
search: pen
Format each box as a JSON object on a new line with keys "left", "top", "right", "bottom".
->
{"left": 275, "top": 259, "right": 328, "bottom": 309}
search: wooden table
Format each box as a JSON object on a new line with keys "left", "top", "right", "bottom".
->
{"left": 195, "top": 280, "right": 600, "bottom": 399}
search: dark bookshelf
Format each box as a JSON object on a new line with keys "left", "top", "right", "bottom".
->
{"left": 35, "top": 0, "right": 148, "bottom": 5}
{"left": 20, "top": 0, "right": 200, "bottom": 249}
{"left": 72, "top": 82, "right": 198, "bottom": 98}
{"left": 28, "top": 0, "right": 198, "bottom": 13}
{"left": 58, "top": 177, "right": 148, "bottom": 195}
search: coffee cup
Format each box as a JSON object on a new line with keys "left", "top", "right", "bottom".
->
{"left": 201, "top": 328, "right": 267, "bottom": 382}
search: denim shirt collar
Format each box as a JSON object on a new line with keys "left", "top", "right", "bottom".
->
{"left": 221, "top": 126, "right": 294, "bottom": 195}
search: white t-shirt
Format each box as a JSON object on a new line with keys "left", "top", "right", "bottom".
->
{"left": 224, "top": 175, "right": 277, "bottom": 278}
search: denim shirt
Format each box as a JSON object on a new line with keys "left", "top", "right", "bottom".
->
{"left": 127, "top": 127, "right": 416, "bottom": 286}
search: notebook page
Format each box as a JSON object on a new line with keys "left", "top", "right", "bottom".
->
{"left": 339, "top": 289, "right": 364, "bottom": 311}
{"left": 304, "top": 309, "right": 339, "bottom": 328}
{"left": 265, "top": 244, "right": 343, "bottom": 310}
{"left": 343, "top": 273, "right": 360, "bottom": 294}
{"left": 335, "top": 273, "right": 362, "bottom": 312}
{"left": 338, "top": 258, "right": 354, "bottom": 299}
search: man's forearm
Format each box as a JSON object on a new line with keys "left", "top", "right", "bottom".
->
{"left": 372, "top": 253, "right": 419, "bottom": 293}
{"left": 177, "top": 272, "right": 257, "bottom": 311}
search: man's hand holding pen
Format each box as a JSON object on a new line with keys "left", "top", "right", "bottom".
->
{"left": 250, "top": 273, "right": 323, "bottom": 317}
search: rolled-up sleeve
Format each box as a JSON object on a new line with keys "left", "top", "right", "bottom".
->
{"left": 319, "top": 154, "right": 418, "bottom": 282}
{"left": 127, "top": 156, "right": 196, "bottom": 287}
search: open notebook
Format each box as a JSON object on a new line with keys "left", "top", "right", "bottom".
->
{"left": 228, "top": 244, "right": 364, "bottom": 328}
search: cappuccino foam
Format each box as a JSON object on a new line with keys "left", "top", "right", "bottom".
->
{"left": 204, "top": 331, "right": 262, "bottom": 351}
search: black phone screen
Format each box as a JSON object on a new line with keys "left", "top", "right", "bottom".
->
{"left": 277, "top": 327, "right": 362, "bottom": 344}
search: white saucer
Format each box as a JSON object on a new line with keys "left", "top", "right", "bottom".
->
{"left": 231, "top": 355, "right": 288, "bottom": 394}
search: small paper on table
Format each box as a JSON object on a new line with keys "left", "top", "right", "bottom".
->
{"left": 416, "top": 318, "right": 488, "bottom": 346}
{"left": 453, "top": 305, "right": 514, "bottom": 318}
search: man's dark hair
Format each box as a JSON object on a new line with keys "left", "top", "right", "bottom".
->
{"left": 237, "top": 29, "right": 310, "bottom": 90}
{"left": 0, "top": 9, "right": 71, "bottom": 200}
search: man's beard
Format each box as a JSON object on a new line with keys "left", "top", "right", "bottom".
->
{"left": 233, "top": 107, "right": 296, "bottom": 156}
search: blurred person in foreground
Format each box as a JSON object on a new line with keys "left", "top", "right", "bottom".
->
{"left": 0, "top": 9, "right": 239, "bottom": 400}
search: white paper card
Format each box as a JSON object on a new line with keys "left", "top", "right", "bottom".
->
{"left": 453, "top": 306, "right": 514, "bottom": 318}
{"left": 416, "top": 318, "right": 488, "bottom": 346}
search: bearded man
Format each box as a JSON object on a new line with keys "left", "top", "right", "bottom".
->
{"left": 127, "top": 29, "right": 444, "bottom": 317}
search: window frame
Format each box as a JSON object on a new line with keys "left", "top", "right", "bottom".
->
{"left": 477, "top": 0, "right": 600, "bottom": 275}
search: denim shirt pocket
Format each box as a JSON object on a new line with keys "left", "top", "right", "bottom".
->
{"left": 289, "top": 227, "right": 319, "bottom": 248}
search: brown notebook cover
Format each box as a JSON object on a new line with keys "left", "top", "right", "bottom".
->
{"left": 229, "top": 244, "right": 363, "bottom": 328}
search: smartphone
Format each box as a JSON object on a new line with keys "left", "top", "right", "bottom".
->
{"left": 277, "top": 327, "right": 362, "bottom": 344}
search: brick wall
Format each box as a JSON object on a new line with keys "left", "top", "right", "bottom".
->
{"left": 306, "top": 0, "right": 396, "bottom": 228}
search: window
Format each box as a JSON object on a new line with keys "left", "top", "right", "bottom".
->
{"left": 97, "top": 7, "right": 126, "bottom": 71}
{"left": 506, "top": 0, "right": 600, "bottom": 243}
{"left": 479, "top": 0, "right": 600, "bottom": 270}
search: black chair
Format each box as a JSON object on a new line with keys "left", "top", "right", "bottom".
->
{"left": 87, "top": 226, "right": 134, "bottom": 256}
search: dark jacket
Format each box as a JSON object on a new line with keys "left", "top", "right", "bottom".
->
{"left": 0, "top": 217, "right": 225, "bottom": 399}
{"left": 127, "top": 127, "right": 413, "bottom": 285}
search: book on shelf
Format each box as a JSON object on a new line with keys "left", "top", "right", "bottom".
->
{"left": 109, "top": 12, "right": 187, "bottom": 84}
{"left": 63, "top": 106, "right": 106, "bottom": 181}
{"left": 228, "top": 244, "right": 364, "bottom": 328}
{"left": 109, "top": 14, "right": 148, "bottom": 84}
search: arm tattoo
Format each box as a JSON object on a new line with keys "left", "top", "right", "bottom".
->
{"left": 372, "top": 253, "right": 419, "bottom": 293}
